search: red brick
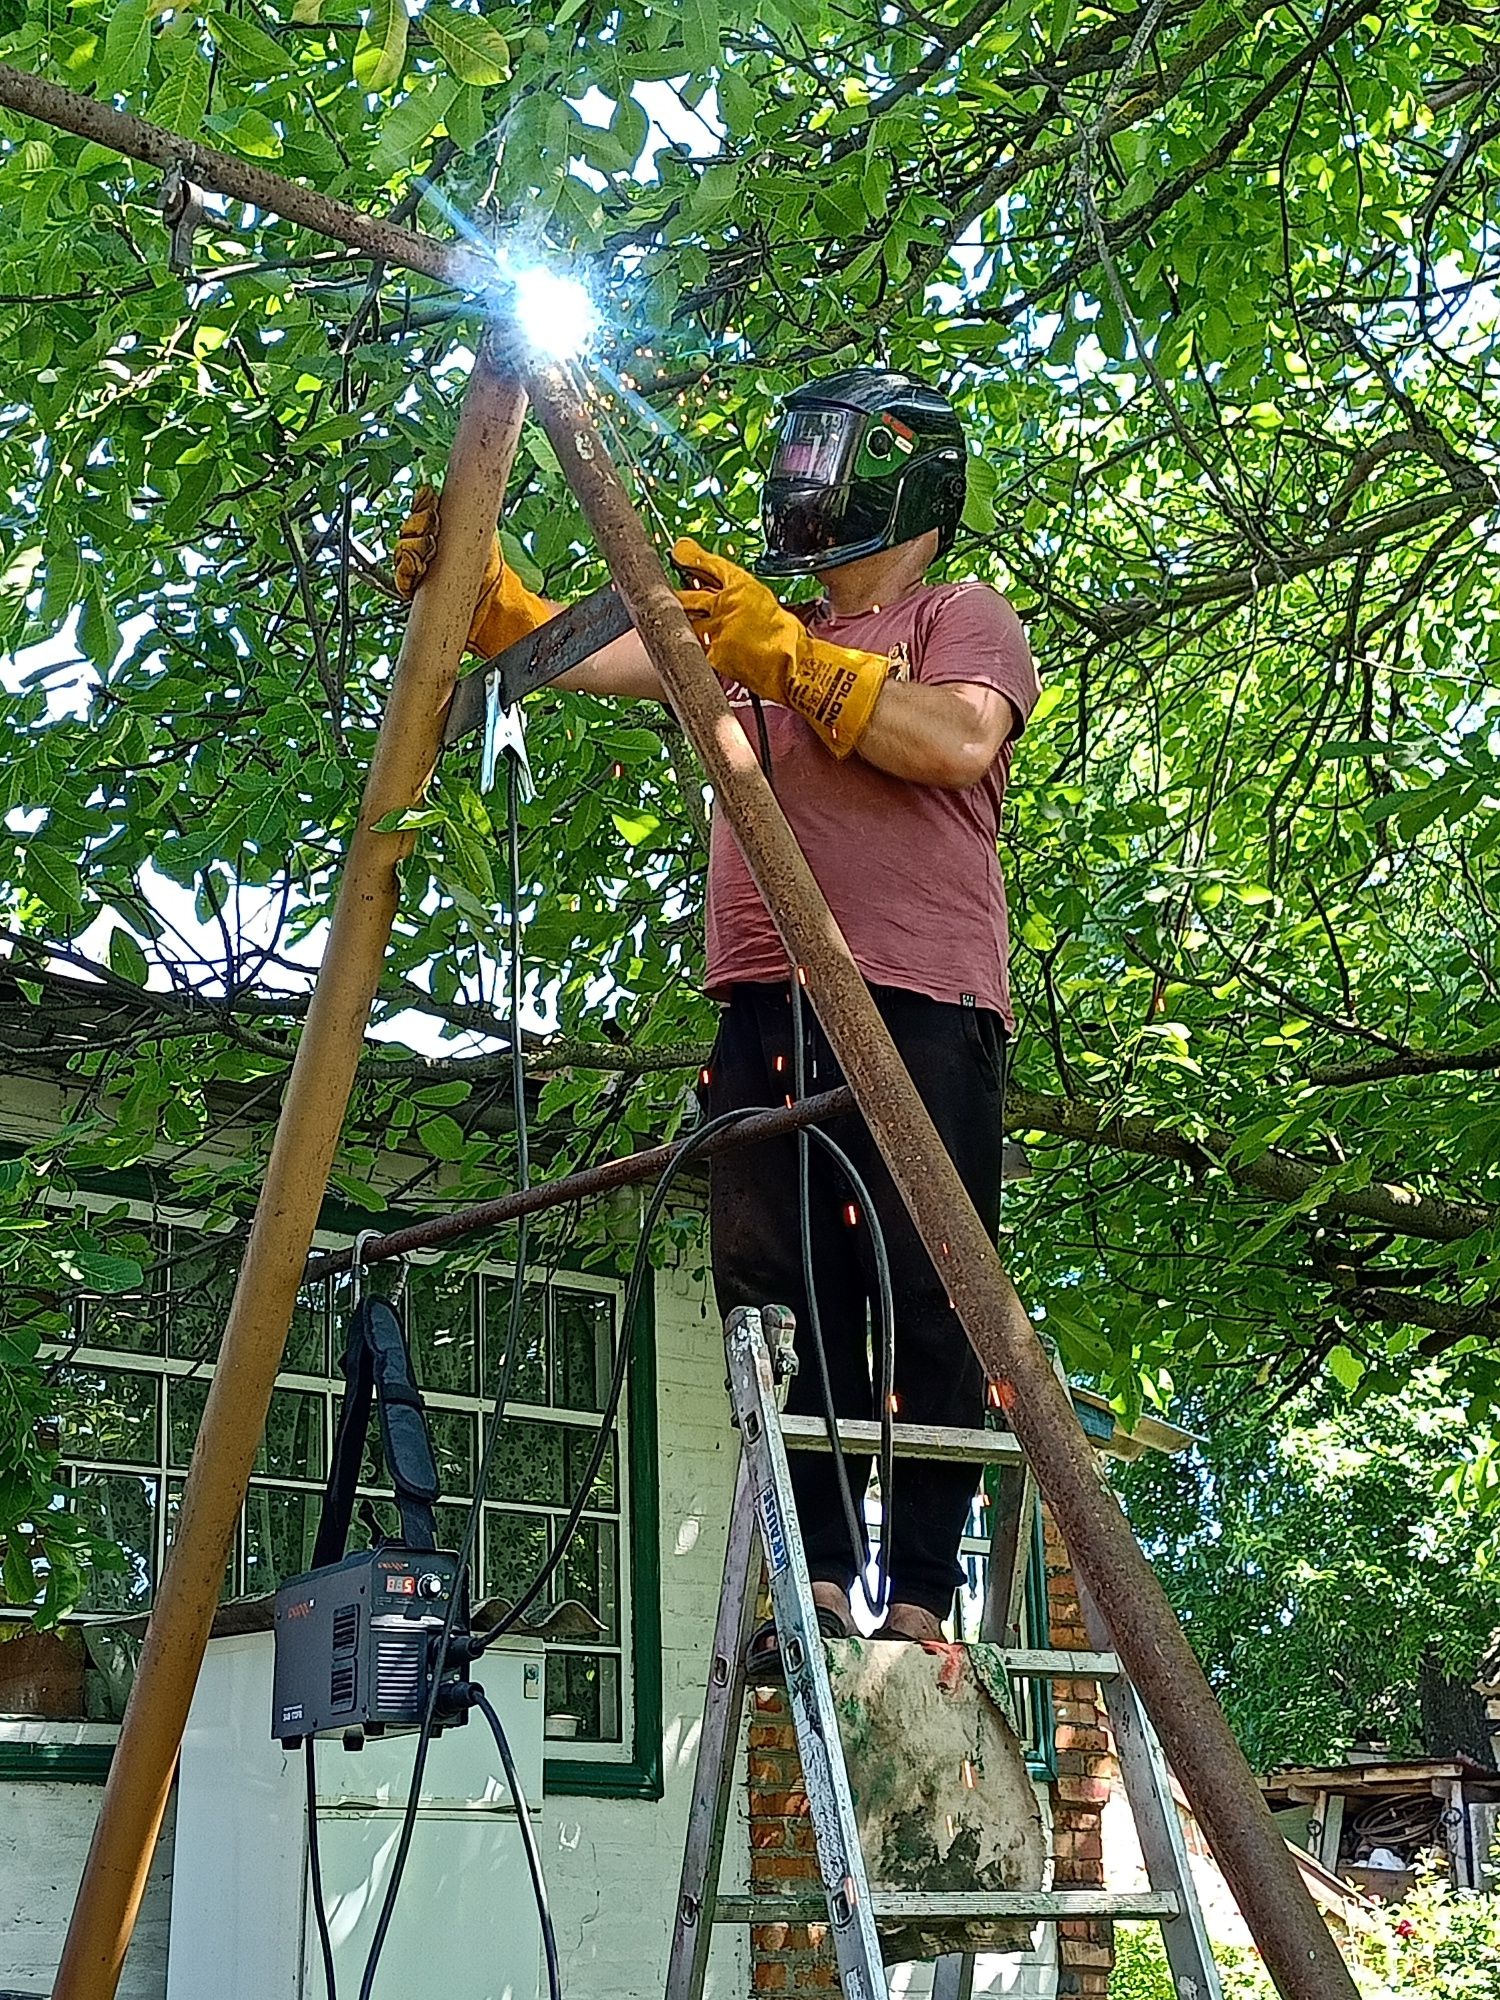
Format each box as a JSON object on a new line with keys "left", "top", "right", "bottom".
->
{"left": 751, "top": 1962, "right": 787, "bottom": 1990}
{"left": 1056, "top": 1724, "right": 1109, "bottom": 1754}
{"left": 755, "top": 1854, "right": 823, "bottom": 1881}
{"left": 1058, "top": 1774, "right": 1112, "bottom": 1806}
{"left": 749, "top": 1722, "right": 797, "bottom": 1751}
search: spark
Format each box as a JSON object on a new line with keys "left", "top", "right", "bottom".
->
{"left": 844, "top": 1203, "right": 859, "bottom": 1227}
{"left": 960, "top": 1758, "right": 977, "bottom": 1790}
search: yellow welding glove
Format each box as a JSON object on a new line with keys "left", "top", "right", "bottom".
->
{"left": 672, "top": 539, "right": 892, "bottom": 759}
{"left": 394, "top": 483, "right": 554, "bottom": 659}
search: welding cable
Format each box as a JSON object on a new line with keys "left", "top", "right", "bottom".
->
{"left": 745, "top": 692, "right": 895, "bottom": 1620}
{"left": 472, "top": 1100, "right": 768, "bottom": 1649}
{"left": 473, "top": 1686, "right": 563, "bottom": 2000}
{"left": 357, "top": 755, "right": 537, "bottom": 2000}
{"left": 789, "top": 975, "right": 894, "bottom": 1619}
{"left": 305, "top": 1738, "right": 338, "bottom": 2000}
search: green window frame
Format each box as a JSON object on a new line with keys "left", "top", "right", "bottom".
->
{"left": 7, "top": 1190, "right": 664, "bottom": 1800}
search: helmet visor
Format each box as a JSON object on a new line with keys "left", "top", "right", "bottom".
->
{"left": 768, "top": 406, "right": 861, "bottom": 486}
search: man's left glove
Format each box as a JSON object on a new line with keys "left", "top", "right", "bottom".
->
{"left": 394, "top": 483, "right": 554, "bottom": 659}
{"left": 672, "top": 538, "right": 891, "bottom": 759}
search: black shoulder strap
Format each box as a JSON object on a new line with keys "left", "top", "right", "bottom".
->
{"left": 312, "top": 1295, "right": 440, "bottom": 1568}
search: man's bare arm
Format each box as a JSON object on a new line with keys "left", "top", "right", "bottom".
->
{"left": 856, "top": 680, "right": 1015, "bottom": 789}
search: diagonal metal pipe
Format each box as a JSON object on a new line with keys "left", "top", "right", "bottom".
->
{"left": 520, "top": 355, "right": 1357, "bottom": 2000}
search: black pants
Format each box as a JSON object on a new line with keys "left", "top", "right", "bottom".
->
{"left": 707, "top": 982, "right": 1007, "bottom": 1618}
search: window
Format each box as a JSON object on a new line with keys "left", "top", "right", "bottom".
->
{"left": 956, "top": 1481, "right": 1055, "bottom": 1774}
{"left": 32, "top": 1201, "right": 638, "bottom": 1766}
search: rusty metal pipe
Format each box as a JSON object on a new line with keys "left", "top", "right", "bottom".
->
{"left": 302, "top": 1086, "right": 855, "bottom": 1282}
{"left": 521, "top": 357, "right": 1356, "bottom": 2000}
{"left": 53, "top": 346, "right": 529, "bottom": 2000}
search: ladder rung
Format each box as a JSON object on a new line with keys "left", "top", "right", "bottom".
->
{"left": 777, "top": 1415, "right": 1024, "bottom": 1464}
{"left": 999, "top": 1648, "right": 1120, "bottom": 1678}
{"left": 714, "top": 1890, "right": 1181, "bottom": 1923}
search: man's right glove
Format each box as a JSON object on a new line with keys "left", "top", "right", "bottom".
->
{"left": 672, "top": 538, "right": 892, "bottom": 758}
{"left": 394, "top": 483, "right": 554, "bottom": 659}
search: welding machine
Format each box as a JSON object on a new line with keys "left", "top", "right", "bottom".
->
{"left": 272, "top": 1543, "right": 468, "bottom": 1747}
{"left": 272, "top": 1291, "right": 472, "bottom": 1748}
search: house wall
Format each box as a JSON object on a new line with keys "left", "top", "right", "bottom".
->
{"left": 0, "top": 1776, "right": 173, "bottom": 1999}
{"left": 0, "top": 1254, "right": 750, "bottom": 2000}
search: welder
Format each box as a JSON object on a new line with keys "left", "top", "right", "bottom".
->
{"left": 396, "top": 369, "right": 1040, "bottom": 1655}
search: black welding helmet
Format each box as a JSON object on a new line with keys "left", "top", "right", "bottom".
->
{"left": 758, "top": 370, "right": 968, "bottom": 578}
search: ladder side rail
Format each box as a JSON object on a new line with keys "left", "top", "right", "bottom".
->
{"left": 1079, "top": 1582, "right": 1224, "bottom": 2000}
{"left": 728, "top": 1307, "right": 889, "bottom": 2000}
{"left": 665, "top": 1454, "right": 761, "bottom": 2000}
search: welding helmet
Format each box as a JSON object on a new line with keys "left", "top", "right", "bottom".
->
{"left": 758, "top": 370, "right": 968, "bottom": 578}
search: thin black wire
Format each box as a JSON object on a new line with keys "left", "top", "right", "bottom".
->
{"left": 473, "top": 1686, "right": 563, "bottom": 2000}
{"left": 746, "top": 687, "right": 895, "bottom": 1621}
{"left": 305, "top": 1738, "right": 338, "bottom": 2000}
{"left": 357, "top": 755, "right": 534, "bottom": 2000}
{"left": 472, "top": 1102, "right": 765, "bottom": 1649}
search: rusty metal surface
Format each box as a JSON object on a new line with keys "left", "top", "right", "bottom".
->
{"left": 301, "top": 1085, "right": 853, "bottom": 1282}
{"left": 825, "top": 1638, "right": 1045, "bottom": 1963}
{"left": 522, "top": 355, "right": 1359, "bottom": 2000}
{"left": 441, "top": 582, "right": 634, "bottom": 745}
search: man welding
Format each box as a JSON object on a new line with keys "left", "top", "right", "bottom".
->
{"left": 396, "top": 369, "right": 1039, "bottom": 1653}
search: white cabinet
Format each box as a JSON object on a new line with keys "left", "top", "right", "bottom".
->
{"left": 168, "top": 1630, "right": 546, "bottom": 2000}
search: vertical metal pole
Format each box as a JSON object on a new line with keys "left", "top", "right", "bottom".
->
{"left": 53, "top": 343, "right": 528, "bottom": 2000}
{"left": 520, "top": 357, "right": 1359, "bottom": 2000}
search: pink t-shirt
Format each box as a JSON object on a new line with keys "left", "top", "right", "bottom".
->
{"left": 705, "top": 580, "right": 1040, "bottom": 1028}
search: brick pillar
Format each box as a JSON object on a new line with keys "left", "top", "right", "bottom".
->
{"left": 747, "top": 1687, "right": 837, "bottom": 1989}
{"left": 1043, "top": 1506, "right": 1116, "bottom": 1999}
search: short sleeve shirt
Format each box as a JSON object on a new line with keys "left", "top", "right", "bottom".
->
{"left": 704, "top": 580, "right": 1040, "bottom": 1028}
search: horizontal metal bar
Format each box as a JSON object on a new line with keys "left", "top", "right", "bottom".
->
{"left": 778, "top": 1415, "right": 1024, "bottom": 1464}
{"left": 1000, "top": 1648, "right": 1121, "bottom": 1678}
{"left": 713, "top": 1890, "right": 1181, "bottom": 1923}
{"left": 303, "top": 1087, "right": 854, "bottom": 1282}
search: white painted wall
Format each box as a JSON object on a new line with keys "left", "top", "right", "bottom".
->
{"left": 0, "top": 1763, "right": 173, "bottom": 2000}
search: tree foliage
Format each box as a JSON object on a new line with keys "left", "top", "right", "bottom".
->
{"left": 0, "top": 0, "right": 1497, "bottom": 1667}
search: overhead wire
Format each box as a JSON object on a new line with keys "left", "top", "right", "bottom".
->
{"left": 356, "top": 753, "right": 535, "bottom": 2000}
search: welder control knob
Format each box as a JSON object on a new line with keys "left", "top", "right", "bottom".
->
{"left": 415, "top": 1572, "right": 445, "bottom": 1600}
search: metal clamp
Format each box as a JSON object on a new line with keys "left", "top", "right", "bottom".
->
{"left": 160, "top": 161, "right": 204, "bottom": 278}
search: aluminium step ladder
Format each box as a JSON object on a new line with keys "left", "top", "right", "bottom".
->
{"left": 665, "top": 1305, "right": 1222, "bottom": 2000}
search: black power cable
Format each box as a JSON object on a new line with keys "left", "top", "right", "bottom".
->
{"left": 472, "top": 1685, "right": 563, "bottom": 2000}
{"left": 357, "top": 755, "right": 537, "bottom": 2000}
{"left": 746, "top": 686, "right": 897, "bottom": 1621}
{"left": 306, "top": 1738, "right": 338, "bottom": 2000}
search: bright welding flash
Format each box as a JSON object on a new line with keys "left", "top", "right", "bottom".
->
{"left": 509, "top": 264, "right": 600, "bottom": 362}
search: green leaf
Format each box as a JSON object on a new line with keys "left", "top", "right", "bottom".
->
{"left": 207, "top": 107, "right": 285, "bottom": 157}
{"left": 612, "top": 809, "right": 660, "bottom": 847}
{"left": 107, "top": 928, "right": 150, "bottom": 985}
{"left": 58, "top": 1249, "right": 146, "bottom": 1292}
{"left": 422, "top": 8, "right": 509, "bottom": 87}
{"left": 681, "top": 0, "right": 720, "bottom": 70}
{"left": 147, "top": 47, "right": 210, "bottom": 138}
{"left": 1327, "top": 1345, "right": 1365, "bottom": 1392}
{"left": 291, "top": 0, "right": 323, "bottom": 19}
{"left": 372, "top": 74, "right": 460, "bottom": 172}
{"left": 446, "top": 81, "right": 487, "bottom": 152}
{"left": 104, "top": 0, "right": 151, "bottom": 88}
{"left": 417, "top": 1112, "right": 468, "bottom": 1160}
{"left": 354, "top": 0, "right": 408, "bottom": 91}
{"left": 717, "top": 65, "right": 756, "bottom": 132}
{"left": 207, "top": 10, "right": 292, "bottom": 75}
